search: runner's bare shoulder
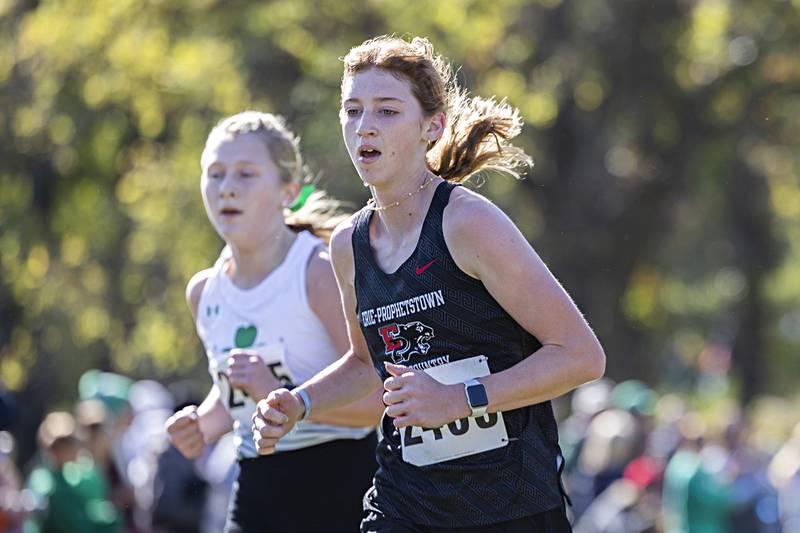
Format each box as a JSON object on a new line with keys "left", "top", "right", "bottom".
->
{"left": 442, "top": 186, "right": 513, "bottom": 279}
{"left": 328, "top": 213, "right": 360, "bottom": 284}
{"left": 186, "top": 269, "right": 214, "bottom": 320}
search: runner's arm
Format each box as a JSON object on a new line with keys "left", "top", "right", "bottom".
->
{"left": 196, "top": 385, "right": 234, "bottom": 442}
{"left": 443, "top": 189, "right": 605, "bottom": 415}
{"left": 305, "top": 246, "right": 383, "bottom": 426}
{"left": 278, "top": 220, "right": 383, "bottom": 423}
{"left": 186, "top": 270, "right": 235, "bottom": 442}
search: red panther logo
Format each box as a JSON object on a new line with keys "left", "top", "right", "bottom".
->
{"left": 377, "top": 321, "right": 435, "bottom": 364}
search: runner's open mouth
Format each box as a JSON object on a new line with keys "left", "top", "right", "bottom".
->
{"left": 359, "top": 147, "right": 382, "bottom": 159}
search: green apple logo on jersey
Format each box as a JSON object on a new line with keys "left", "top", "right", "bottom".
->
{"left": 235, "top": 325, "right": 257, "bottom": 348}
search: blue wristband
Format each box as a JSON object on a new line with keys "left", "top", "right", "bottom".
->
{"left": 295, "top": 388, "right": 311, "bottom": 421}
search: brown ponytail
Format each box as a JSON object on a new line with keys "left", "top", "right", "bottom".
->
{"left": 202, "top": 111, "right": 349, "bottom": 243}
{"left": 341, "top": 36, "right": 532, "bottom": 183}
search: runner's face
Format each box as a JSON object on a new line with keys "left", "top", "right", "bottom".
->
{"left": 341, "top": 68, "right": 432, "bottom": 188}
{"left": 201, "top": 133, "right": 289, "bottom": 244}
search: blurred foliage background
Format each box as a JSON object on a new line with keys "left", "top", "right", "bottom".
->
{"left": 1, "top": 0, "right": 799, "bottom": 464}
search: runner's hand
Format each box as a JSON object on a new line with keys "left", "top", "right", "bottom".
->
{"left": 383, "top": 362, "right": 470, "bottom": 429}
{"left": 252, "top": 388, "right": 305, "bottom": 455}
{"left": 227, "top": 349, "right": 281, "bottom": 401}
{"left": 165, "top": 405, "right": 205, "bottom": 459}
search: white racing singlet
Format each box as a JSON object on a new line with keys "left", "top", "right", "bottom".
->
{"left": 195, "top": 231, "right": 373, "bottom": 458}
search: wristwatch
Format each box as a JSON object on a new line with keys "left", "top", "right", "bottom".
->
{"left": 464, "top": 378, "right": 489, "bottom": 418}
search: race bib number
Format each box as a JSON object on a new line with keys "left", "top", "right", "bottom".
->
{"left": 210, "top": 343, "right": 294, "bottom": 415}
{"left": 400, "top": 355, "right": 508, "bottom": 467}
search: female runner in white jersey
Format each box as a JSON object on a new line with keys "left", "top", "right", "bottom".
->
{"left": 254, "top": 36, "right": 606, "bottom": 532}
{"left": 165, "top": 111, "right": 384, "bottom": 532}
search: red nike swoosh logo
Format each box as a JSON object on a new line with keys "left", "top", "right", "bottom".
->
{"left": 415, "top": 259, "right": 437, "bottom": 275}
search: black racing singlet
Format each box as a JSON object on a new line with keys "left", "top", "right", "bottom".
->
{"left": 352, "top": 181, "right": 564, "bottom": 527}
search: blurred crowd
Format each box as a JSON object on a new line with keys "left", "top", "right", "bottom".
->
{"left": 560, "top": 378, "right": 800, "bottom": 533}
{"left": 0, "top": 371, "right": 237, "bottom": 533}
{"left": 1, "top": 371, "right": 800, "bottom": 532}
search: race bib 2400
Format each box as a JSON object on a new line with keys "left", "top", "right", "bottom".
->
{"left": 401, "top": 355, "right": 508, "bottom": 467}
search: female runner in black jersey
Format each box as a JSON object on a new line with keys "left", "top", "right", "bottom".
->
{"left": 253, "top": 36, "right": 605, "bottom": 532}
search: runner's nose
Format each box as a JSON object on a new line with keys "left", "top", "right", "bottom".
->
{"left": 356, "top": 113, "right": 377, "bottom": 137}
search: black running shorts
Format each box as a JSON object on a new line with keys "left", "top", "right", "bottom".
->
{"left": 225, "top": 432, "right": 378, "bottom": 533}
{"left": 361, "top": 494, "right": 572, "bottom": 533}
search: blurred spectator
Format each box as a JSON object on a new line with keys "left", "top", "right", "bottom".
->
{"left": 121, "top": 380, "right": 175, "bottom": 531}
{"left": 149, "top": 387, "right": 236, "bottom": 533}
{"left": 196, "top": 434, "right": 237, "bottom": 533}
{"left": 1, "top": 388, "right": 29, "bottom": 533}
{"left": 561, "top": 378, "right": 614, "bottom": 472}
{"left": 121, "top": 378, "right": 237, "bottom": 532}
{"left": 725, "top": 417, "right": 781, "bottom": 533}
{"left": 647, "top": 394, "right": 687, "bottom": 465}
{"left": 77, "top": 371, "right": 137, "bottom": 531}
{"left": 662, "top": 414, "right": 733, "bottom": 533}
{"left": 75, "top": 400, "right": 136, "bottom": 532}
{"left": 610, "top": 380, "right": 658, "bottom": 419}
{"left": 24, "top": 412, "right": 119, "bottom": 532}
{"left": 569, "top": 408, "right": 643, "bottom": 518}
{"left": 148, "top": 432, "right": 237, "bottom": 533}
{"left": 769, "top": 421, "right": 800, "bottom": 533}
{"left": 1, "top": 431, "right": 31, "bottom": 532}
{"left": 150, "top": 442, "right": 208, "bottom": 533}
{"left": 78, "top": 372, "right": 133, "bottom": 422}
{"left": 574, "top": 456, "right": 663, "bottom": 533}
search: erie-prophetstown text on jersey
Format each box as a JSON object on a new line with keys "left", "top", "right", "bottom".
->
{"left": 359, "top": 289, "right": 445, "bottom": 326}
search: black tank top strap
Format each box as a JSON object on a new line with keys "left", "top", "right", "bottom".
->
{"left": 351, "top": 206, "right": 375, "bottom": 282}
{"left": 351, "top": 205, "right": 372, "bottom": 249}
{"left": 427, "top": 180, "right": 460, "bottom": 224}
